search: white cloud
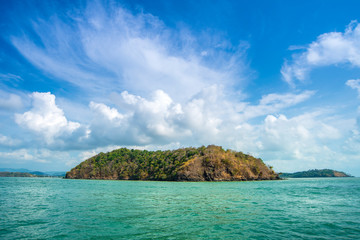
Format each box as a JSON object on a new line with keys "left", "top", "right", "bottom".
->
{"left": 346, "top": 79, "right": 360, "bottom": 96}
{"left": 0, "top": 73, "right": 23, "bottom": 86}
{"left": 241, "top": 90, "right": 315, "bottom": 120}
{"left": 282, "top": 20, "right": 360, "bottom": 86}
{"left": 11, "top": 2, "right": 247, "bottom": 101}
{"left": 0, "top": 92, "right": 23, "bottom": 110}
{"left": 0, "top": 149, "right": 35, "bottom": 162}
{"left": 0, "top": 148, "right": 76, "bottom": 168}
{"left": 89, "top": 102, "right": 124, "bottom": 122}
{"left": 86, "top": 86, "right": 315, "bottom": 150}
{"left": 4, "top": 89, "right": 351, "bottom": 174}
{"left": 89, "top": 89, "right": 188, "bottom": 146}
{"left": 15, "top": 92, "right": 81, "bottom": 144}
{"left": 233, "top": 112, "right": 344, "bottom": 172}
{"left": 94, "top": 86, "right": 229, "bottom": 146}
{"left": 260, "top": 113, "right": 341, "bottom": 152}
{"left": 0, "top": 134, "right": 21, "bottom": 147}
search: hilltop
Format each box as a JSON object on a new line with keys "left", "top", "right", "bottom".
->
{"left": 66, "top": 145, "right": 279, "bottom": 181}
{"left": 280, "top": 169, "right": 352, "bottom": 178}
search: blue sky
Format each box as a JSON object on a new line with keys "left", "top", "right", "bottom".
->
{"left": 1, "top": 0, "right": 360, "bottom": 176}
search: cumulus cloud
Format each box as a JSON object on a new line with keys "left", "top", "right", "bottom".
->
{"left": 89, "top": 102, "right": 124, "bottom": 122}
{"left": 261, "top": 113, "right": 341, "bottom": 151}
{"left": 233, "top": 113, "right": 344, "bottom": 172}
{"left": 89, "top": 89, "right": 188, "bottom": 146}
{"left": 15, "top": 92, "right": 81, "bottom": 144}
{"left": 87, "top": 86, "right": 315, "bottom": 149}
{"left": 282, "top": 20, "right": 360, "bottom": 86}
{"left": 11, "top": 1, "right": 247, "bottom": 101}
{"left": 93, "top": 87, "right": 222, "bottom": 146}
{"left": 5, "top": 88, "right": 348, "bottom": 173}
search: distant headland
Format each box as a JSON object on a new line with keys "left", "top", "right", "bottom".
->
{"left": 0, "top": 168, "right": 66, "bottom": 177}
{"left": 65, "top": 145, "right": 280, "bottom": 181}
{"left": 280, "top": 169, "right": 352, "bottom": 178}
{"left": 0, "top": 172, "right": 37, "bottom": 177}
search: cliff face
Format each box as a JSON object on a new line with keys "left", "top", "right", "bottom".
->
{"left": 66, "top": 145, "right": 279, "bottom": 181}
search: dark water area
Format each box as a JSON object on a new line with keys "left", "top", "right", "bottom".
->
{"left": 1, "top": 177, "right": 359, "bottom": 239}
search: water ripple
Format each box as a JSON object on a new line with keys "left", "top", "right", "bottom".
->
{"left": 1, "top": 178, "right": 360, "bottom": 239}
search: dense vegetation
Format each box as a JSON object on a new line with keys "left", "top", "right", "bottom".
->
{"left": 0, "top": 172, "right": 36, "bottom": 177}
{"left": 280, "top": 169, "right": 352, "bottom": 178}
{"left": 66, "top": 145, "right": 279, "bottom": 181}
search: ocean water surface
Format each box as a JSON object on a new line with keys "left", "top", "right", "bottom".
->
{"left": 1, "top": 177, "right": 359, "bottom": 239}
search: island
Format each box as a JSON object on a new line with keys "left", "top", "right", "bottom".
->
{"left": 66, "top": 145, "right": 280, "bottom": 181}
{"left": 0, "top": 169, "right": 66, "bottom": 177}
{"left": 280, "top": 169, "right": 352, "bottom": 178}
{"left": 0, "top": 172, "right": 36, "bottom": 177}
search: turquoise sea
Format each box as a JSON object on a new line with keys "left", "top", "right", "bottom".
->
{"left": 1, "top": 177, "right": 359, "bottom": 239}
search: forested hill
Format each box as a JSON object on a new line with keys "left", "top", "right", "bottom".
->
{"left": 0, "top": 172, "right": 36, "bottom": 177}
{"left": 280, "top": 169, "right": 352, "bottom": 178}
{"left": 66, "top": 145, "right": 280, "bottom": 181}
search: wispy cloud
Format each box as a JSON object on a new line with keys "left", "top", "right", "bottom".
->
{"left": 241, "top": 90, "right": 315, "bottom": 120}
{"left": 0, "top": 91, "right": 23, "bottom": 110}
{"left": 346, "top": 79, "right": 360, "bottom": 97}
{"left": 0, "top": 73, "right": 23, "bottom": 84}
{"left": 0, "top": 134, "right": 21, "bottom": 147}
{"left": 282, "top": 20, "right": 360, "bottom": 86}
{"left": 11, "top": 1, "right": 248, "bottom": 101}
